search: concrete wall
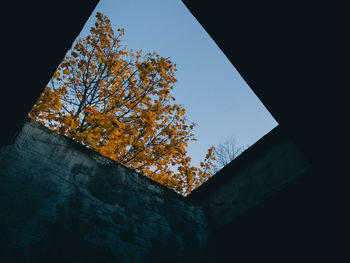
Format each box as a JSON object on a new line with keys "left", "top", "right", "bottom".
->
{"left": 0, "top": 118, "right": 209, "bottom": 263}
{"left": 188, "top": 126, "right": 312, "bottom": 231}
{"left": 0, "top": 119, "right": 312, "bottom": 262}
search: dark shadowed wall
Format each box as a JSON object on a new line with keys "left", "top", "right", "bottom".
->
{"left": 0, "top": 119, "right": 311, "bottom": 263}
{"left": 0, "top": 118, "right": 209, "bottom": 263}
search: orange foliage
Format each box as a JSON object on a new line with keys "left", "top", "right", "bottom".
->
{"left": 29, "top": 12, "right": 215, "bottom": 195}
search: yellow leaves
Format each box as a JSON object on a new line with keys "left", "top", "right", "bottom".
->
{"left": 205, "top": 146, "right": 215, "bottom": 160}
{"left": 135, "top": 50, "right": 142, "bottom": 60}
{"left": 71, "top": 51, "right": 78, "bottom": 58}
{"left": 178, "top": 108, "right": 185, "bottom": 116}
{"left": 52, "top": 71, "right": 60, "bottom": 78}
{"left": 96, "top": 12, "right": 103, "bottom": 20}
{"left": 28, "top": 11, "right": 216, "bottom": 196}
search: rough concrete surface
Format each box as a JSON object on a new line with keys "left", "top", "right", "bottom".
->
{"left": 0, "top": 118, "right": 208, "bottom": 263}
{"left": 0, "top": 119, "right": 311, "bottom": 263}
{"left": 189, "top": 126, "right": 312, "bottom": 231}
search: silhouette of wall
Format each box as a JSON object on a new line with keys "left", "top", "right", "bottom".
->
{"left": 2, "top": 0, "right": 99, "bottom": 145}
{"left": 189, "top": 126, "right": 311, "bottom": 231}
{"left": 0, "top": 119, "right": 310, "bottom": 262}
{"left": 0, "top": 119, "right": 209, "bottom": 263}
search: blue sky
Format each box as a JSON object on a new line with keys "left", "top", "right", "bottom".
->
{"left": 77, "top": 0, "right": 278, "bottom": 167}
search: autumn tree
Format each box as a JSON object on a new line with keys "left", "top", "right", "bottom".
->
{"left": 29, "top": 12, "right": 215, "bottom": 196}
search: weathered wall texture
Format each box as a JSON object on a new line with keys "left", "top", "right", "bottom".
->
{"left": 189, "top": 126, "right": 312, "bottom": 231}
{"left": 0, "top": 119, "right": 311, "bottom": 263}
{"left": 0, "top": 118, "right": 209, "bottom": 263}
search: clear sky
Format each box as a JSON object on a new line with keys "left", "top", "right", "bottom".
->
{"left": 77, "top": 0, "right": 278, "bottom": 167}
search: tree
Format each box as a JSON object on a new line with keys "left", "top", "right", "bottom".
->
{"left": 29, "top": 12, "right": 215, "bottom": 196}
{"left": 211, "top": 136, "right": 244, "bottom": 174}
